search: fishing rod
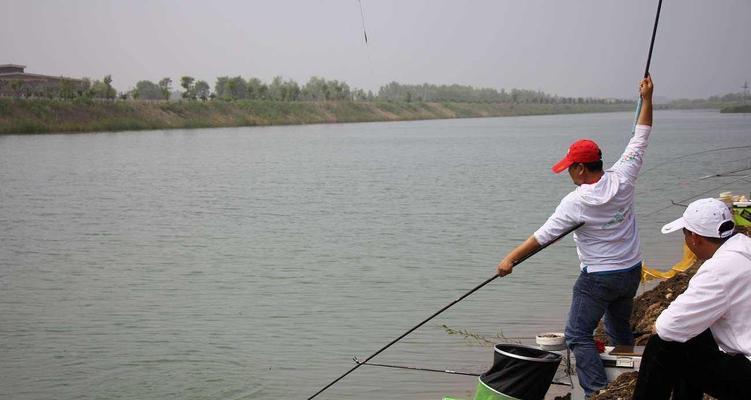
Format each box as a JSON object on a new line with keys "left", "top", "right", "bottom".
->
{"left": 307, "top": 222, "right": 584, "bottom": 399}
{"left": 643, "top": 0, "right": 663, "bottom": 79}
{"left": 632, "top": 0, "right": 663, "bottom": 134}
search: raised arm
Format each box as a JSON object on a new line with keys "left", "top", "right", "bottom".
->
{"left": 611, "top": 76, "right": 655, "bottom": 181}
{"left": 638, "top": 75, "right": 653, "bottom": 126}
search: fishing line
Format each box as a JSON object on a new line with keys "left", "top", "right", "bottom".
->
{"left": 352, "top": 357, "right": 576, "bottom": 387}
{"left": 639, "top": 150, "right": 751, "bottom": 215}
{"left": 357, "top": 0, "right": 368, "bottom": 45}
{"left": 699, "top": 165, "right": 751, "bottom": 180}
{"left": 355, "top": 0, "right": 376, "bottom": 98}
{"left": 353, "top": 356, "right": 480, "bottom": 377}
{"left": 644, "top": 173, "right": 750, "bottom": 217}
{"left": 642, "top": 145, "right": 751, "bottom": 175}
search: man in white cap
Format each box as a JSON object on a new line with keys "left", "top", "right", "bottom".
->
{"left": 633, "top": 198, "right": 751, "bottom": 399}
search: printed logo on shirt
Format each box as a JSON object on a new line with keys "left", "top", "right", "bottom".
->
{"left": 620, "top": 151, "right": 639, "bottom": 163}
{"left": 603, "top": 208, "right": 626, "bottom": 228}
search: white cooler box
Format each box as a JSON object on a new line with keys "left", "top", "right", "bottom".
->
{"left": 600, "top": 345, "right": 644, "bottom": 382}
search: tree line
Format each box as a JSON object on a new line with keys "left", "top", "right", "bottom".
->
{"left": 97, "top": 75, "right": 366, "bottom": 102}
{"left": 378, "top": 82, "right": 631, "bottom": 105}
{"left": 2, "top": 73, "right": 632, "bottom": 105}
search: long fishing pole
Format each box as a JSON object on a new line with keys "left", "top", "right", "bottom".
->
{"left": 632, "top": 0, "right": 664, "bottom": 134}
{"left": 307, "top": 221, "right": 584, "bottom": 399}
{"left": 643, "top": 0, "right": 663, "bottom": 78}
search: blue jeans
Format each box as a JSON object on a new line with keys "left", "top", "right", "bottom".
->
{"left": 565, "top": 264, "right": 642, "bottom": 397}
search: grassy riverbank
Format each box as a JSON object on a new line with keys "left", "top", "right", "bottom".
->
{"left": 0, "top": 98, "right": 633, "bottom": 134}
{"left": 720, "top": 104, "right": 751, "bottom": 113}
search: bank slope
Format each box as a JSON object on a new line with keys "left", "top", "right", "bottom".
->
{"left": 0, "top": 99, "right": 632, "bottom": 134}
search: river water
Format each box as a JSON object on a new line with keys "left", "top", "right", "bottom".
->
{"left": 1, "top": 110, "right": 749, "bottom": 399}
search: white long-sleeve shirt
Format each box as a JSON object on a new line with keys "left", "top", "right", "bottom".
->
{"left": 655, "top": 234, "right": 751, "bottom": 361}
{"left": 534, "top": 125, "right": 652, "bottom": 273}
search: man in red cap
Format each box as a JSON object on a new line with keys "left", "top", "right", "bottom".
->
{"left": 496, "top": 75, "right": 654, "bottom": 398}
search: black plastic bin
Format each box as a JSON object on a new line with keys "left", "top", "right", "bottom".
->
{"left": 475, "top": 344, "right": 562, "bottom": 400}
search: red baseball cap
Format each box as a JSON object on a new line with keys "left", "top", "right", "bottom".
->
{"left": 551, "top": 139, "right": 601, "bottom": 173}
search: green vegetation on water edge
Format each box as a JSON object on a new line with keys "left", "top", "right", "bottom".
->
{"left": 0, "top": 98, "right": 636, "bottom": 134}
{"left": 720, "top": 104, "right": 751, "bottom": 113}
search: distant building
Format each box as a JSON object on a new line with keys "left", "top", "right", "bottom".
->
{"left": 0, "top": 64, "right": 85, "bottom": 97}
{"left": 0, "top": 64, "right": 26, "bottom": 74}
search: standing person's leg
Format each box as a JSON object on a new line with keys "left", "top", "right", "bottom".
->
{"left": 603, "top": 266, "right": 641, "bottom": 345}
{"left": 565, "top": 272, "right": 609, "bottom": 397}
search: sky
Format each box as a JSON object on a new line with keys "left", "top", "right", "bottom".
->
{"left": 2, "top": 0, "right": 750, "bottom": 99}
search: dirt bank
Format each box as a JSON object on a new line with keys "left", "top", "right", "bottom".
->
{"left": 0, "top": 98, "right": 632, "bottom": 134}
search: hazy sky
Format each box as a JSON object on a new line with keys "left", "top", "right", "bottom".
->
{"left": 2, "top": 0, "right": 749, "bottom": 99}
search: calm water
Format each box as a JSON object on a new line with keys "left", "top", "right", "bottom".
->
{"left": 1, "top": 110, "right": 750, "bottom": 399}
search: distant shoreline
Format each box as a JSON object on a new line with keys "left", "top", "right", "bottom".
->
{"left": 720, "top": 104, "right": 751, "bottom": 113}
{"left": 0, "top": 99, "right": 638, "bottom": 135}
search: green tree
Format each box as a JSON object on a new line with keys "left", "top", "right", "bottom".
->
{"left": 78, "top": 78, "right": 91, "bottom": 97}
{"left": 180, "top": 76, "right": 196, "bottom": 100}
{"left": 194, "top": 80, "right": 210, "bottom": 101}
{"left": 158, "top": 77, "right": 172, "bottom": 100}
{"left": 282, "top": 79, "right": 300, "bottom": 101}
{"left": 268, "top": 76, "right": 285, "bottom": 101}
{"left": 302, "top": 76, "right": 332, "bottom": 100}
{"left": 59, "top": 79, "right": 77, "bottom": 99}
{"left": 89, "top": 79, "right": 111, "bottom": 99}
{"left": 103, "top": 75, "right": 115, "bottom": 100}
{"left": 246, "top": 77, "right": 266, "bottom": 100}
{"left": 227, "top": 76, "right": 248, "bottom": 100}
{"left": 214, "top": 76, "right": 229, "bottom": 100}
{"left": 267, "top": 76, "right": 300, "bottom": 101}
{"left": 216, "top": 76, "right": 248, "bottom": 100}
{"left": 133, "top": 80, "right": 164, "bottom": 100}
